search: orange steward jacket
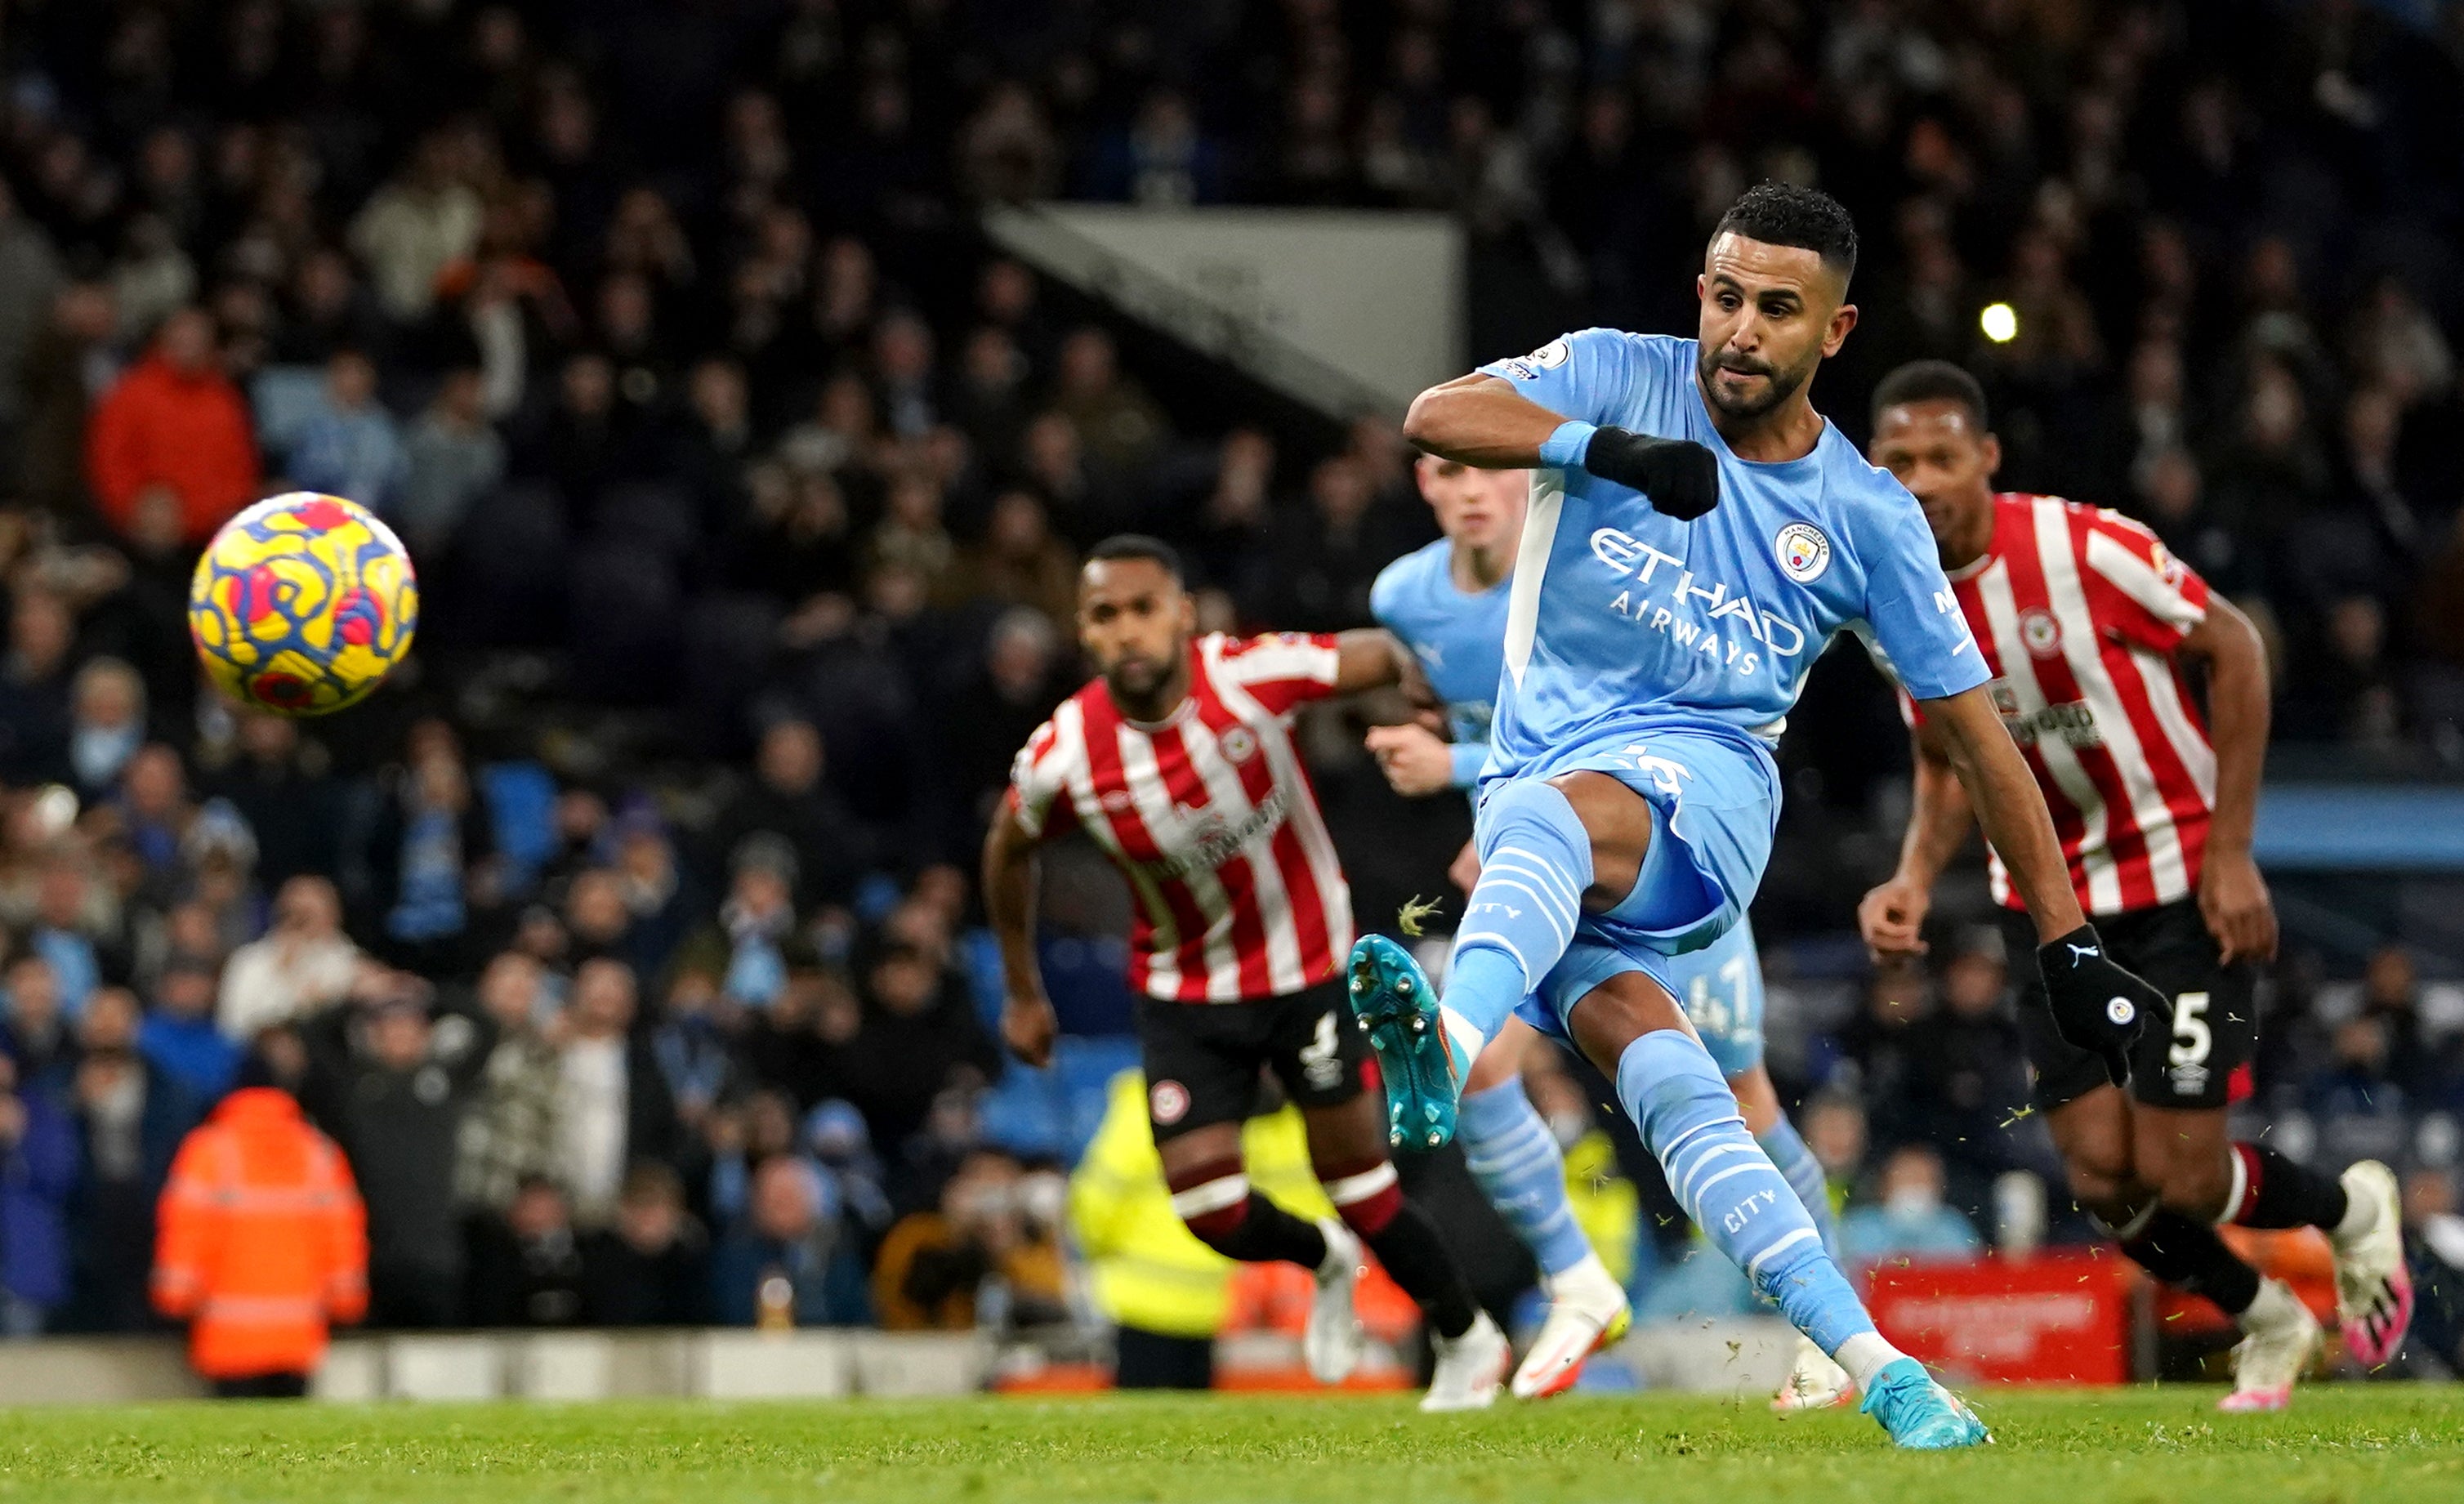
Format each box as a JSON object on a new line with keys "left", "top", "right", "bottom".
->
{"left": 152, "top": 1088, "right": 368, "bottom": 1379}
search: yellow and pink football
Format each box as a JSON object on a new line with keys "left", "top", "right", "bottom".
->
{"left": 188, "top": 492, "right": 418, "bottom": 716}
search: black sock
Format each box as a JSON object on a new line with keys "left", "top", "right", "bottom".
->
{"left": 2230, "top": 1143, "right": 2349, "bottom": 1231}
{"left": 1191, "top": 1193, "right": 1329, "bottom": 1268}
{"left": 1358, "top": 1202, "right": 1479, "bottom": 1339}
{"left": 1227, "top": 1194, "right": 1331, "bottom": 1267}
{"left": 2120, "top": 1208, "right": 2261, "bottom": 1316}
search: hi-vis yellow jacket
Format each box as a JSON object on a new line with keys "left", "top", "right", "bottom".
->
{"left": 1066, "top": 1070, "right": 1334, "bottom": 1339}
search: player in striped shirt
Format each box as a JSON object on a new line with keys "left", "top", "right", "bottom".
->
{"left": 1859, "top": 361, "right": 2411, "bottom": 1411}
{"left": 984, "top": 535, "right": 1507, "bottom": 1410}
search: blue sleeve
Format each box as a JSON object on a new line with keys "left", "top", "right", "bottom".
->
{"left": 1368, "top": 561, "right": 1406, "bottom": 634}
{"left": 1858, "top": 491, "right": 1990, "bottom": 702}
{"left": 1475, "top": 328, "right": 1650, "bottom": 427}
{"left": 1448, "top": 742, "right": 1487, "bottom": 789}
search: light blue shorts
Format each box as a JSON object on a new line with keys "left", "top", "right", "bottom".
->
{"left": 1489, "top": 719, "right": 1779, "bottom": 1048}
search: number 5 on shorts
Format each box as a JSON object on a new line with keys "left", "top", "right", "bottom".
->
{"left": 2167, "top": 991, "right": 2211, "bottom": 1069}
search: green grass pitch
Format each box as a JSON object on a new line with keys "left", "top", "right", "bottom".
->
{"left": 0, "top": 1387, "right": 2457, "bottom": 1503}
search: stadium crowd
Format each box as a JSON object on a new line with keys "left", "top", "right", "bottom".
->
{"left": 0, "top": 0, "right": 2460, "bottom": 1368}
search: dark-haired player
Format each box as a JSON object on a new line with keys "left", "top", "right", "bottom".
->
{"left": 1860, "top": 359, "right": 2410, "bottom": 1411}
{"left": 984, "top": 536, "right": 1509, "bottom": 1410}
{"left": 1344, "top": 182, "right": 2181, "bottom": 1448}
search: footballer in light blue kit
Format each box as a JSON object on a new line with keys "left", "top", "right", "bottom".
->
{"left": 1368, "top": 456, "right": 1846, "bottom": 1406}
{"left": 1349, "top": 184, "right": 2175, "bottom": 1444}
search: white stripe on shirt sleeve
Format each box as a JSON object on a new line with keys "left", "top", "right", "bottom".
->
{"left": 2082, "top": 529, "right": 2205, "bottom": 636}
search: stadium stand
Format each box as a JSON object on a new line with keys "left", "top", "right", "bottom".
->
{"left": 0, "top": 0, "right": 2458, "bottom": 1381}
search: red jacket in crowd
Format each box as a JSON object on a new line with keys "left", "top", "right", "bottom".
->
{"left": 85, "top": 352, "right": 261, "bottom": 545}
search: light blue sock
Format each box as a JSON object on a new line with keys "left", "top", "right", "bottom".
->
{"left": 1616, "top": 1029, "right": 1877, "bottom": 1354}
{"left": 1458, "top": 1078, "right": 1591, "bottom": 1278}
{"left": 1446, "top": 779, "right": 1591, "bottom": 1048}
{"left": 1756, "top": 1113, "right": 1841, "bottom": 1261}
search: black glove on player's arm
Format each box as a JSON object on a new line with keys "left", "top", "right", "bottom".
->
{"left": 1582, "top": 428, "right": 1721, "bottom": 520}
{"left": 2037, "top": 923, "right": 2166, "bottom": 1089}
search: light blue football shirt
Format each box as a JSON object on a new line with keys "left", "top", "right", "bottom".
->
{"left": 1370, "top": 538, "right": 1512, "bottom": 789}
{"left": 1474, "top": 329, "right": 1986, "bottom": 779}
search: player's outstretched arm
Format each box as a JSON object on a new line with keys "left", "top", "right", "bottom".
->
{"left": 1857, "top": 721, "right": 1975, "bottom": 957}
{"left": 1921, "top": 684, "right": 2167, "bottom": 1087}
{"left": 1404, "top": 373, "right": 1720, "bottom": 520}
{"left": 1331, "top": 627, "right": 1425, "bottom": 698}
{"left": 980, "top": 796, "right": 1058, "bottom": 1068}
{"left": 1403, "top": 374, "right": 1572, "bottom": 469}
{"left": 2177, "top": 596, "right": 2278, "bottom": 965}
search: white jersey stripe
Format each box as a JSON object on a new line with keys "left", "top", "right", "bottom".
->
{"left": 2033, "top": 499, "right": 2189, "bottom": 903}
{"left": 1975, "top": 556, "right": 2125, "bottom": 913}
{"left": 1055, "top": 707, "right": 1185, "bottom": 1000}
{"left": 1114, "top": 725, "right": 1247, "bottom": 1002}
{"left": 1207, "top": 654, "right": 1354, "bottom": 965}
{"left": 1177, "top": 712, "right": 1308, "bottom": 996}
{"left": 2082, "top": 530, "right": 2205, "bottom": 634}
{"left": 1502, "top": 471, "right": 1566, "bottom": 689}
{"left": 2133, "top": 651, "right": 2219, "bottom": 808}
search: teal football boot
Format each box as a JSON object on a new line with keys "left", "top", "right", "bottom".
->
{"left": 1346, "top": 935, "right": 1471, "bottom": 1150}
{"left": 1859, "top": 1357, "right": 1990, "bottom": 1449}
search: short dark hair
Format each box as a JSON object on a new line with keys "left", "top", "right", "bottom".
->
{"left": 1084, "top": 533, "right": 1185, "bottom": 582}
{"left": 1712, "top": 182, "right": 1859, "bottom": 283}
{"left": 1872, "top": 359, "right": 1990, "bottom": 431}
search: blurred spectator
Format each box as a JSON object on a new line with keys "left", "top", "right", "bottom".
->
{"left": 150, "top": 1062, "right": 364, "bottom": 1396}
{"left": 2404, "top": 1168, "right": 2464, "bottom": 1377}
{"left": 25, "top": 848, "right": 126, "bottom": 1020}
{"left": 218, "top": 877, "right": 361, "bottom": 1040}
{"left": 83, "top": 306, "right": 261, "bottom": 547}
{"left": 686, "top": 835, "right": 799, "bottom": 1013}
{"left": 0, "top": 1054, "right": 78, "bottom": 1336}
{"left": 949, "top": 490, "right": 1077, "bottom": 626}
{"left": 348, "top": 132, "right": 482, "bottom": 324}
{"left": 138, "top": 958, "right": 242, "bottom": 1104}
{"left": 2, "top": 956, "right": 72, "bottom": 1085}
{"left": 284, "top": 350, "right": 405, "bottom": 512}
{"left": 0, "top": 181, "right": 65, "bottom": 471}
{"left": 299, "top": 980, "right": 494, "bottom": 1328}
{"left": 368, "top": 729, "right": 501, "bottom": 975}
{"left": 1838, "top": 1146, "right": 1984, "bottom": 1269}
{"left": 872, "top": 1148, "right": 1066, "bottom": 1332}
{"left": 581, "top": 1161, "right": 710, "bottom": 1327}
{"left": 1051, "top": 328, "right": 1168, "bottom": 476}
{"left": 454, "top": 952, "right": 560, "bottom": 1216}
{"left": 551, "top": 958, "right": 676, "bottom": 1227}
{"left": 395, "top": 368, "right": 505, "bottom": 560}
{"left": 464, "top": 1175, "right": 587, "bottom": 1327}
{"left": 67, "top": 658, "right": 147, "bottom": 800}
{"left": 649, "top": 967, "right": 734, "bottom": 1137}
{"left": 0, "top": 591, "right": 78, "bottom": 785}
{"left": 205, "top": 714, "right": 341, "bottom": 891}
{"left": 711, "top": 1154, "right": 863, "bottom": 1327}
{"left": 712, "top": 720, "right": 869, "bottom": 909}
{"left": 60, "top": 987, "right": 196, "bottom": 1332}
{"left": 1900, "top": 939, "right": 2033, "bottom": 1175}
{"left": 1803, "top": 1096, "right": 1870, "bottom": 1210}
{"left": 16, "top": 281, "right": 119, "bottom": 528}
{"left": 838, "top": 942, "right": 1000, "bottom": 1152}
{"left": 934, "top": 607, "right": 1069, "bottom": 853}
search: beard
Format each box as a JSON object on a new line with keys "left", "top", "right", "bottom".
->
{"left": 1696, "top": 344, "right": 1815, "bottom": 422}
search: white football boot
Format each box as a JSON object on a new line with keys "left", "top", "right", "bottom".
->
{"left": 2331, "top": 1159, "right": 2414, "bottom": 1368}
{"left": 2217, "top": 1277, "right": 2319, "bottom": 1413}
{"left": 1770, "top": 1332, "right": 1855, "bottom": 1413}
{"left": 1509, "top": 1252, "right": 1632, "bottom": 1399}
{"left": 1305, "top": 1218, "right": 1367, "bottom": 1385}
{"left": 1421, "top": 1310, "right": 1512, "bottom": 1412}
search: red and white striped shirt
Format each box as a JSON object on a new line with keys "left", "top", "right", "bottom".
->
{"left": 1906, "top": 493, "right": 2220, "bottom": 917}
{"left": 1007, "top": 632, "right": 1355, "bottom": 1003}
